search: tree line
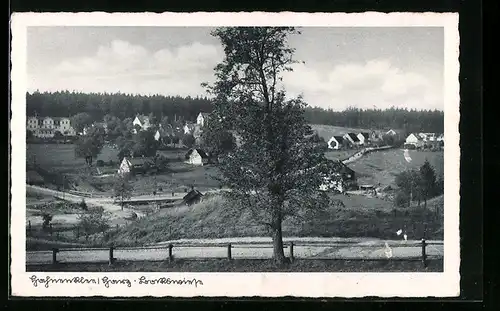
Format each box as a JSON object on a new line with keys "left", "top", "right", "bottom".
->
{"left": 27, "top": 91, "right": 443, "bottom": 132}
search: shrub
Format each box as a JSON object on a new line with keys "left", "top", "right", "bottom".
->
{"left": 96, "top": 160, "right": 105, "bottom": 167}
{"left": 79, "top": 199, "right": 88, "bottom": 210}
{"left": 394, "top": 191, "right": 410, "bottom": 208}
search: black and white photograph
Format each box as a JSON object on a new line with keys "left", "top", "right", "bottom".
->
{"left": 10, "top": 12, "right": 460, "bottom": 297}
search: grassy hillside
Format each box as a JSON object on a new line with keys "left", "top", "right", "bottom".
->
{"left": 101, "top": 193, "right": 444, "bottom": 247}
{"left": 349, "top": 149, "right": 444, "bottom": 187}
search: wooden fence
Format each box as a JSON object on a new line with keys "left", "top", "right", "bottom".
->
{"left": 28, "top": 239, "right": 443, "bottom": 268}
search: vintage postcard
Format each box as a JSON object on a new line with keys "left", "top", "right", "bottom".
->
{"left": 10, "top": 12, "right": 460, "bottom": 297}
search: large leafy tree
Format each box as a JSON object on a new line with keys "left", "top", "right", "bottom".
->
{"left": 71, "top": 112, "right": 93, "bottom": 134}
{"left": 74, "top": 125, "right": 105, "bottom": 166}
{"left": 203, "top": 27, "right": 334, "bottom": 264}
{"left": 132, "top": 129, "right": 159, "bottom": 157}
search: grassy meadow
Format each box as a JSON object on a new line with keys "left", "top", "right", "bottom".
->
{"left": 349, "top": 149, "right": 444, "bottom": 187}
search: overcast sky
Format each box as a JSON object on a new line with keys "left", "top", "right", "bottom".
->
{"left": 27, "top": 26, "right": 444, "bottom": 111}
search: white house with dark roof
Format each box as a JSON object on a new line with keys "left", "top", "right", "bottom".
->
{"left": 185, "top": 148, "right": 210, "bottom": 166}
{"left": 327, "top": 136, "right": 345, "bottom": 150}
{"left": 357, "top": 132, "right": 370, "bottom": 145}
{"left": 405, "top": 133, "right": 424, "bottom": 148}
{"left": 133, "top": 115, "right": 151, "bottom": 133}
{"left": 343, "top": 133, "right": 360, "bottom": 146}
{"left": 196, "top": 112, "right": 209, "bottom": 127}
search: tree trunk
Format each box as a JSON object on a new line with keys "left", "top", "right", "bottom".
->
{"left": 424, "top": 198, "right": 427, "bottom": 208}
{"left": 271, "top": 224, "right": 287, "bottom": 264}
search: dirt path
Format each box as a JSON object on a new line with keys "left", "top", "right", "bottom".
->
{"left": 26, "top": 237, "right": 444, "bottom": 265}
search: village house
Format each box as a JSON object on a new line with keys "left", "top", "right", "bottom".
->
{"left": 370, "top": 131, "right": 383, "bottom": 141}
{"left": 418, "top": 132, "right": 437, "bottom": 142}
{"left": 154, "top": 130, "right": 161, "bottom": 141}
{"left": 327, "top": 136, "right": 345, "bottom": 150}
{"left": 117, "top": 157, "right": 155, "bottom": 175}
{"left": 343, "top": 133, "right": 360, "bottom": 146}
{"left": 356, "top": 132, "right": 370, "bottom": 145}
{"left": 196, "top": 112, "right": 209, "bottom": 127}
{"left": 405, "top": 133, "right": 425, "bottom": 148}
{"left": 183, "top": 122, "right": 197, "bottom": 135}
{"left": 320, "top": 161, "right": 357, "bottom": 193}
{"left": 26, "top": 116, "right": 76, "bottom": 138}
{"left": 182, "top": 189, "right": 204, "bottom": 206}
{"left": 386, "top": 129, "right": 397, "bottom": 136}
{"left": 132, "top": 115, "right": 151, "bottom": 133}
{"left": 184, "top": 148, "right": 210, "bottom": 166}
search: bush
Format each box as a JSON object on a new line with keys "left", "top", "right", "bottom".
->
{"left": 79, "top": 199, "right": 88, "bottom": 210}
{"left": 96, "top": 160, "right": 105, "bottom": 167}
{"left": 394, "top": 191, "right": 410, "bottom": 208}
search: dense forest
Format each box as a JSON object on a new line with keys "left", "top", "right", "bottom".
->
{"left": 26, "top": 91, "right": 444, "bottom": 132}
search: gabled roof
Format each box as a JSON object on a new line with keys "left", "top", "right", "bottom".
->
{"left": 127, "top": 157, "right": 154, "bottom": 166}
{"left": 408, "top": 133, "right": 423, "bottom": 140}
{"left": 183, "top": 189, "right": 203, "bottom": 202}
{"left": 135, "top": 115, "right": 150, "bottom": 124}
{"left": 185, "top": 148, "right": 209, "bottom": 159}
{"left": 345, "top": 133, "right": 360, "bottom": 142}
{"left": 358, "top": 132, "right": 370, "bottom": 139}
{"left": 332, "top": 136, "right": 344, "bottom": 143}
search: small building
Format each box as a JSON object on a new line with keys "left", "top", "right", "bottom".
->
{"left": 386, "top": 129, "right": 397, "bottom": 136}
{"left": 405, "top": 133, "right": 424, "bottom": 148}
{"left": 320, "top": 161, "right": 357, "bottom": 192}
{"left": 343, "top": 133, "right": 360, "bottom": 146}
{"left": 118, "top": 157, "right": 155, "bottom": 175}
{"left": 184, "top": 148, "right": 210, "bottom": 166}
{"left": 357, "top": 132, "right": 370, "bottom": 145}
{"left": 182, "top": 189, "right": 204, "bottom": 206}
{"left": 370, "top": 131, "right": 383, "bottom": 142}
{"left": 327, "top": 136, "right": 345, "bottom": 150}
{"left": 183, "top": 122, "right": 197, "bottom": 135}
{"left": 196, "top": 112, "right": 209, "bottom": 127}
{"left": 418, "top": 132, "right": 437, "bottom": 142}
{"left": 154, "top": 130, "right": 161, "bottom": 141}
{"left": 132, "top": 115, "right": 151, "bottom": 133}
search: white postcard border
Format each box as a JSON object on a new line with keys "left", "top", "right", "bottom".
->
{"left": 10, "top": 12, "right": 460, "bottom": 298}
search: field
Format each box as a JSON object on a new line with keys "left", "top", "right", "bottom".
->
{"left": 349, "top": 149, "right": 444, "bottom": 187}
{"left": 27, "top": 144, "right": 119, "bottom": 173}
{"left": 310, "top": 124, "right": 373, "bottom": 142}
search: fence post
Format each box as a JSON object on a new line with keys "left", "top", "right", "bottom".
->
{"left": 227, "top": 243, "right": 232, "bottom": 260}
{"left": 52, "top": 248, "right": 58, "bottom": 264}
{"left": 168, "top": 244, "right": 174, "bottom": 262}
{"left": 49, "top": 223, "right": 53, "bottom": 236}
{"left": 289, "top": 242, "right": 294, "bottom": 262}
{"left": 109, "top": 246, "right": 115, "bottom": 266}
{"left": 421, "top": 239, "right": 427, "bottom": 268}
{"left": 28, "top": 221, "right": 31, "bottom": 235}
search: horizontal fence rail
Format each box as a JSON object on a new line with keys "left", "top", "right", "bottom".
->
{"left": 26, "top": 239, "right": 443, "bottom": 268}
